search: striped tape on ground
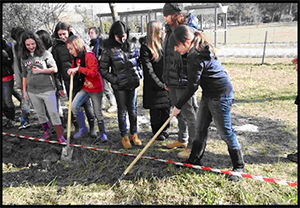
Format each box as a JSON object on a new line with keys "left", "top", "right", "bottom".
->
{"left": 2, "top": 131, "right": 297, "bottom": 187}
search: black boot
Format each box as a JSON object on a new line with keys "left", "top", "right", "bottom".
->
{"left": 88, "top": 118, "right": 97, "bottom": 138}
{"left": 60, "top": 116, "right": 67, "bottom": 129}
{"left": 97, "top": 120, "right": 108, "bottom": 142}
{"left": 184, "top": 140, "right": 207, "bottom": 165}
{"left": 228, "top": 148, "right": 246, "bottom": 182}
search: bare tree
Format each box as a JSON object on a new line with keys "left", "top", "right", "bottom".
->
{"left": 109, "top": 3, "right": 118, "bottom": 22}
{"left": 2, "top": 3, "right": 66, "bottom": 38}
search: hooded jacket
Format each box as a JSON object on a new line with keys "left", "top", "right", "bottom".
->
{"left": 175, "top": 46, "right": 234, "bottom": 109}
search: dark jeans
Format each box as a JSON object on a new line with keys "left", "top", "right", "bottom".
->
{"left": 114, "top": 89, "right": 138, "bottom": 137}
{"left": 2, "top": 79, "right": 15, "bottom": 109}
{"left": 196, "top": 93, "right": 240, "bottom": 150}
{"left": 2, "top": 79, "right": 15, "bottom": 120}
{"left": 150, "top": 107, "right": 170, "bottom": 134}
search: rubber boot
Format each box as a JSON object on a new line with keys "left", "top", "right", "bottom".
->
{"left": 73, "top": 110, "right": 88, "bottom": 139}
{"left": 54, "top": 124, "right": 66, "bottom": 143}
{"left": 228, "top": 148, "right": 246, "bottom": 182}
{"left": 60, "top": 116, "right": 67, "bottom": 129}
{"left": 88, "top": 118, "right": 97, "bottom": 138}
{"left": 42, "top": 121, "right": 51, "bottom": 140}
{"left": 71, "top": 113, "right": 79, "bottom": 132}
{"left": 97, "top": 120, "right": 108, "bottom": 142}
{"left": 183, "top": 140, "right": 207, "bottom": 165}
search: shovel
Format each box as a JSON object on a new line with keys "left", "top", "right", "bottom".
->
{"left": 61, "top": 75, "right": 74, "bottom": 162}
{"left": 108, "top": 114, "right": 175, "bottom": 191}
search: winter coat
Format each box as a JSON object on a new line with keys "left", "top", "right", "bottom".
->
{"left": 99, "top": 45, "right": 141, "bottom": 91}
{"left": 162, "top": 15, "right": 199, "bottom": 89}
{"left": 2, "top": 42, "right": 14, "bottom": 78}
{"left": 90, "top": 37, "right": 104, "bottom": 59}
{"left": 52, "top": 38, "right": 73, "bottom": 82}
{"left": 175, "top": 46, "right": 233, "bottom": 109}
{"left": 71, "top": 51, "right": 103, "bottom": 93}
{"left": 52, "top": 38, "right": 84, "bottom": 94}
{"left": 140, "top": 43, "right": 170, "bottom": 109}
{"left": 21, "top": 50, "right": 58, "bottom": 94}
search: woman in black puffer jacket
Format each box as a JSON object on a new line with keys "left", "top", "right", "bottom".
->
{"left": 99, "top": 20, "right": 142, "bottom": 149}
{"left": 139, "top": 21, "right": 171, "bottom": 141}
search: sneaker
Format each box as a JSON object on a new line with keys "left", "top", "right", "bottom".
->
{"left": 177, "top": 148, "right": 191, "bottom": 159}
{"left": 287, "top": 152, "right": 298, "bottom": 163}
{"left": 107, "top": 105, "right": 117, "bottom": 113}
{"left": 19, "top": 121, "right": 31, "bottom": 130}
{"left": 122, "top": 136, "right": 132, "bottom": 149}
{"left": 130, "top": 134, "right": 142, "bottom": 146}
{"left": 166, "top": 140, "right": 187, "bottom": 149}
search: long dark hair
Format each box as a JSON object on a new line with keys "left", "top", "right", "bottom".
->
{"left": 19, "top": 31, "right": 45, "bottom": 60}
{"left": 103, "top": 20, "right": 130, "bottom": 52}
{"left": 36, "top": 30, "right": 53, "bottom": 50}
{"left": 53, "top": 21, "right": 74, "bottom": 40}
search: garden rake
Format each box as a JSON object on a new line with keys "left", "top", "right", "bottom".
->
{"left": 108, "top": 114, "right": 175, "bottom": 191}
{"left": 61, "top": 75, "right": 74, "bottom": 162}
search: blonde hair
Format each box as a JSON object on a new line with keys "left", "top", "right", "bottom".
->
{"left": 146, "top": 21, "right": 163, "bottom": 61}
{"left": 66, "top": 35, "right": 86, "bottom": 54}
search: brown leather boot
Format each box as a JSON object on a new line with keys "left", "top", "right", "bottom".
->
{"left": 130, "top": 134, "right": 142, "bottom": 146}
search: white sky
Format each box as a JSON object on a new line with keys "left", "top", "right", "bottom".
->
{"left": 73, "top": 3, "right": 165, "bottom": 13}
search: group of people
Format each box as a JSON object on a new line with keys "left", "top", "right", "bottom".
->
{"left": 2, "top": 3, "right": 297, "bottom": 183}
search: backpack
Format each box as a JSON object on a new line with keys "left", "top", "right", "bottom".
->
{"left": 186, "top": 13, "right": 199, "bottom": 32}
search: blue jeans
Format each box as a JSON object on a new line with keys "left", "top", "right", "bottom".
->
{"left": 169, "top": 87, "right": 196, "bottom": 148}
{"left": 71, "top": 90, "right": 104, "bottom": 122}
{"left": 114, "top": 89, "right": 138, "bottom": 137}
{"left": 196, "top": 93, "right": 240, "bottom": 150}
{"left": 64, "top": 80, "right": 94, "bottom": 121}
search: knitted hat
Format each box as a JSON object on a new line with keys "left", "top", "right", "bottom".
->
{"left": 173, "top": 25, "right": 190, "bottom": 43}
{"left": 162, "top": 3, "right": 183, "bottom": 16}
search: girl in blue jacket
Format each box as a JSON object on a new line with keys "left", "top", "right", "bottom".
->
{"left": 171, "top": 25, "right": 246, "bottom": 182}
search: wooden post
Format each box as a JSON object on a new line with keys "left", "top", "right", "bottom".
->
{"left": 200, "top": 14, "right": 203, "bottom": 31}
{"left": 109, "top": 3, "right": 118, "bottom": 22}
{"left": 224, "top": 12, "right": 227, "bottom": 45}
{"left": 214, "top": 5, "right": 217, "bottom": 47}
{"left": 141, "top": 15, "right": 144, "bottom": 34}
{"left": 261, "top": 31, "right": 268, "bottom": 65}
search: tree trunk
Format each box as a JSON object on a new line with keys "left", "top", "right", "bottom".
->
{"left": 109, "top": 3, "right": 118, "bottom": 22}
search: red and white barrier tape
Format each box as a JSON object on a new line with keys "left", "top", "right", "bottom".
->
{"left": 2, "top": 131, "right": 297, "bottom": 187}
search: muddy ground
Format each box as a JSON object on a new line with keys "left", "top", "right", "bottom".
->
{"left": 2, "top": 95, "right": 297, "bottom": 189}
